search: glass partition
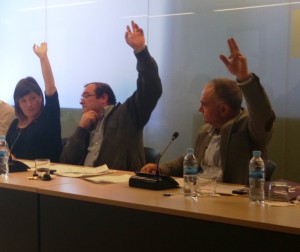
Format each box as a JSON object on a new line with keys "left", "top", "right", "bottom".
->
{"left": 1, "top": 0, "right": 299, "bottom": 180}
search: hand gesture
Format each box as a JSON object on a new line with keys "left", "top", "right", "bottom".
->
{"left": 219, "top": 38, "right": 251, "bottom": 82}
{"left": 125, "top": 21, "right": 145, "bottom": 53}
{"left": 79, "top": 110, "right": 99, "bottom": 129}
{"left": 33, "top": 42, "right": 48, "bottom": 60}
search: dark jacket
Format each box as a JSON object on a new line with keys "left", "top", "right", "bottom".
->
{"left": 60, "top": 47, "right": 162, "bottom": 171}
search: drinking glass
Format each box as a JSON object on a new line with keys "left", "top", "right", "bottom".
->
{"left": 268, "top": 182, "right": 289, "bottom": 202}
{"left": 198, "top": 166, "right": 222, "bottom": 196}
{"left": 35, "top": 159, "right": 50, "bottom": 179}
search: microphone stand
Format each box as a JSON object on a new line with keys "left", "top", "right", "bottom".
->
{"left": 129, "top": 132, "right": 179, "bottom": 190}
{"left": 8, "top": 130, "right": 29, "bottom": 173}
{"left": 155, "top": 132, "right": 179, "bottom": 177}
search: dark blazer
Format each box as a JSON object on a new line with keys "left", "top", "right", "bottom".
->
{"left": 60, "top": 47, "right": 162, "bottom": 171}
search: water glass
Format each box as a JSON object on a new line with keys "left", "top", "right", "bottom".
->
{"left": 268, "top": 182, "right": 289, "bottom": 202}
{"left": 35, "top": 159, "right": 50, "bottom": 178}
{"left": 198, "top": 166, "right": 222, "bottom": 196}
{"left": 198, "top": 174, "right": 217, "bottom": 196}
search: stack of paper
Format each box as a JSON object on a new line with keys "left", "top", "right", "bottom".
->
{"left": 84, "top": 174, "right": 132, "bottom": 183}
{"left": 53, "top": 164, "right": 113, "bottom": 178}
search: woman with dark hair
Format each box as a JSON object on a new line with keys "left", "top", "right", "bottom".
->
{"left": 6, "top": 43, "right": 62, "bottom": 162}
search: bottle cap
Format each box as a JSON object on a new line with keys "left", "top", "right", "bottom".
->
{"left": 252, "top": 150, "right": 261, "bottom": 157}
{"left": 186, "top": 148, "right": 194, "bottom": 154}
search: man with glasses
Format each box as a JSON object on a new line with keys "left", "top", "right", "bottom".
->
{"left": 60, "top": 21, "right": 162, "bottom": 171}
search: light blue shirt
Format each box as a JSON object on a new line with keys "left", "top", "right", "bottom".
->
{"left": 84, "top": 105, "right": 114, "bottom": 167}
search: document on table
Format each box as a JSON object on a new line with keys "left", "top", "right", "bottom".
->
{"left": 84, "top": 174, "right": 132, "bottom": 183}
{"left": 15, "top": 159, "right": 116, "bottom": 178}
{"left": 52, "top": 164, "right": 114, "bottom": 178}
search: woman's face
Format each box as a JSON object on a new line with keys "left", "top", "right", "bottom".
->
{"left": 18, "top": 91, "right": 43, "bottom": 120}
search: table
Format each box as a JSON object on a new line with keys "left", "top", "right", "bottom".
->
{"left": 0, "top": 169, "right": 78, "bottom": 252}
{"left": 1, "top": 166, "right": 300, "bottom": 251}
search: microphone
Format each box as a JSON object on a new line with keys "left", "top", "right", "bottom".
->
{"left": 8, "top": 129, "right": 29, "bottom": 173}
{"left": 155, "top": 132, "right": 179, "bottom": 177}
{"left": 129, "top": 132, "right": 180, "bottom": 190}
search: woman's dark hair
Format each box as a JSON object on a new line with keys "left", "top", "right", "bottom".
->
{"left": 85, "top": 82, "right": 116, "bottom": 105}
{"left": 211, "top": 78, "right": 243, "bottom": 111}
{"left": 13, "top": 77, "right": 44, "bottom": 120}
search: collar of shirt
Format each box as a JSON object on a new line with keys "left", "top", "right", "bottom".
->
{"left": 207, "top": 127, "right": 220, "bottom": 137}
{"left": 202, "top": 127, "right": 221, "bottom": 168}
{"left": 102, "top": 105, "right": 114, "bottom": 119}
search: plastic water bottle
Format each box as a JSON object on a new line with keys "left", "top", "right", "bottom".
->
{"left": 249, "top": 150, "right": 265, "bottom": 203}
{"left": 183, "top": 148, "right": 199, "bottom": 199}
{"left": 0, "top": 135, "right": 9, "bottom": 176}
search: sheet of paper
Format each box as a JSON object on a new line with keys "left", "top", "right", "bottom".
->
{"left": 18, "top": 159, "right": 35, "bottom": 168}
{"left": 51, "top": 164, "right": 112, "bottom": 178}
{"left": 84, "top": 174, "right": 131, "bottom": 183}
{"left": 264, "top": 201, "right": 295, "bottom": 207}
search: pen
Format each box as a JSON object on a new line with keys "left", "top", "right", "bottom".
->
{"left": 163, "top": 193, "right": 173, "bottom": 197}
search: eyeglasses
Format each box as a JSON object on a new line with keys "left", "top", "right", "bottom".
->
{"left": 80, "top": 93, "right": 96, "bottom": 101}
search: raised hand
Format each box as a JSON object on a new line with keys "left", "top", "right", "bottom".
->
{"left": 33, "top": 42, "right": 56, "bottom": 95}
{"left": 125, "top": 21, "right": 145, "bottom": 53}
{"left": 33, "top": 42, "right": 48, "bottom": 60}
{"left": 219, "top": 38, "right": 251, "bottom": 82}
